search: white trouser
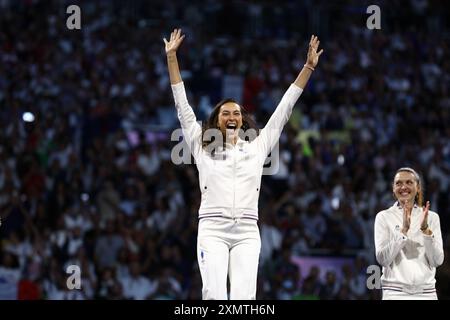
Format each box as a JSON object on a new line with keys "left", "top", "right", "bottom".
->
{"left": 382, "top": 290, "right": 437, "bottom": 300}
{"left": 197, "top": 217, "right": 261, "bottom": 300}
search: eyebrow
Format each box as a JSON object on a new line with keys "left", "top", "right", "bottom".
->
{"left": 395, "top": 179, "right": 414, "bottom": 183}
{"left": 221, "top": 110, "right": 241, "bottom": 114}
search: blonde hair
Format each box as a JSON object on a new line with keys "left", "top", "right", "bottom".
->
{"left": 394, "top": 167, "right": 423, "bottom": 207}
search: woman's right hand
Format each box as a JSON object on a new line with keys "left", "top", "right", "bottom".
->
{"left": 163, "top": 28, "right": 185, "bottom": 55}
{"left": 401, "top": 199, "right": 412, "bottom": 235}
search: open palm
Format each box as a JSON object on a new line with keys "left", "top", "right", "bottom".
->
{"left": 163, "top": 28, "right": 185, "bottom": 54}
{"left": 306, "top": 35, "right": 324, "bottom": 68}
{"left": 421, "top": 201, "right": 430, "bottom": 229}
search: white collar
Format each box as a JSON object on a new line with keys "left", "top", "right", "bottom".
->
{"left": 394, "top": 201, "right": 418, "bottom": 210}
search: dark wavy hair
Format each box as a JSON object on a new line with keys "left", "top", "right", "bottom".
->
{"left": 201, "top": 98, "right": 259, "bottom": 151}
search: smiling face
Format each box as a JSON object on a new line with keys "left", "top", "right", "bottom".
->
{"left": 393, "top": 171, "right": 419, "bottom": 205}
{"left": 217, "top": 102, "right": 243, "bottom": 136}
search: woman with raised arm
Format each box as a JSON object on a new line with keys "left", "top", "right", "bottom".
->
{"left": 164, "top": 28, "right": 323, "bottom": 300}
{"left": 374, "top": 167, "right": 444, "bottom": 300}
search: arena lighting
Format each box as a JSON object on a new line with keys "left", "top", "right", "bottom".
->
{"left": 22, "top": 112, "right": 35, "bottom": 123}
{"left": 331, "top": 197, "right": 340, "bottom": 210}
{"left": 81, "top": 193, "right": 90, "bottom": 202}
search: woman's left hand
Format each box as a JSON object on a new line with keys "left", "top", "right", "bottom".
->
{"left": 420, "top": 201, "right": 431, "bottom": 234}
{"left": 306, "top": 35, "right": 324, "bottom": 68}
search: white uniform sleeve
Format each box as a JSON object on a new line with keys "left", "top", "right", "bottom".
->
{"left": 171, "top": 82, "right": 202, "bottom": 158}
{"left": 374, "top": 212, "right": 408, "bottom": 267}
{"left": 423, "top": 212, "right": 444, "bottom": 268}
{"left": 256, "top": 84, "right": 303, "bottom": 158}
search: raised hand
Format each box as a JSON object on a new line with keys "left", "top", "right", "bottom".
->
{"left": 163, "top": 28, "right": 185, "bottom": 55}
{"left": 306, "top": 35, "right": 324, "bottom": 68}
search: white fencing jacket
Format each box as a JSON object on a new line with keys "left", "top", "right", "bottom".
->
{"left": 374, "top": 202, "right": 444, "bottom": 293}
{"left": 171, "top": 82, "right": 303, "bottom": 220}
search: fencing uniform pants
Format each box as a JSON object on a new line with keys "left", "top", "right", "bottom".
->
{"left": 197, "top": 217, "right": 261, "bottom": 300}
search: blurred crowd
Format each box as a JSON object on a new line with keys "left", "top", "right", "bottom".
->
{"left": 0, "top": 0, "right": 449, "bottom": 300}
